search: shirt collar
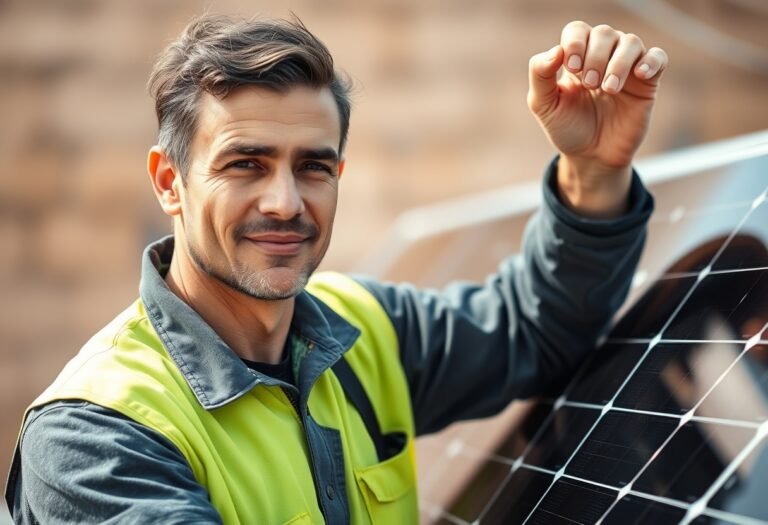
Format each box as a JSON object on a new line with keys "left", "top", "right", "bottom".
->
{"left": 138, "top": 235, "right": 360, "bottom": 410}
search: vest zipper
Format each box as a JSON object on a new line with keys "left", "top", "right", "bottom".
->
{"left": 279, "top": 384, "right": 331, "bottom": 524}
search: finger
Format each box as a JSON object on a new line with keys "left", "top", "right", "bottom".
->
{"left": 602, "top": 33, "right": 646, "bottom": 94}
{"left": 560, "top": 20, "right": 591, "bottom": 73}
{"left": 582, "top": 24, "right": 621, "bottom": 89}
{"left": 527, "top": 45, "right": 564, "bottom": 114}
{"left": 634, "top": 47, "right": 669, "bottom": 83}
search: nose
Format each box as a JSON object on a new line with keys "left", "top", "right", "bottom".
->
{"left": 258, "top": 166, "right": 305, "bottom": 220}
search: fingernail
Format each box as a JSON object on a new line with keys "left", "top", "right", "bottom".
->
{"left": 604, "top": 74, "right": 619, "bottom": 92}
{"left": 638, "top": 63, "right": 651, "bottom": 78}
{"left": 584, "top": 69, "right": 599, "bottom": 87}
{"left": 567, "top": 54, "right": 582, "bottom": 70}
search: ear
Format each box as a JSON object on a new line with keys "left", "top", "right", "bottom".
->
{"left": 337, "top": 158, "right": 346, "bottom": 179}
{"left": 147, "top": 146, "right": 183, "bottom": 217}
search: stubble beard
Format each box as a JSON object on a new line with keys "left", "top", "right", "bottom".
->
{"left": 187, "top": 239, "right": 319, "bottom": 301}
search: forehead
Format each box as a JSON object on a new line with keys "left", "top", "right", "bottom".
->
{"left": 192, "top": 85, "right": 342, "bottom": 158}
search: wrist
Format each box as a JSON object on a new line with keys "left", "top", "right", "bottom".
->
{"left": 556, "top": 155, "right": 633, "bottom": 219}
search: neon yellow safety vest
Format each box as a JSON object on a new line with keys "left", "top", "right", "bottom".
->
{"left": 21, "top": 272, "right": 418, "bottom": 525}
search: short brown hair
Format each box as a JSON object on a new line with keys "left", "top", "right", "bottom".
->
{"left": 148, "top": 14, "right": 351, "bottom": 178}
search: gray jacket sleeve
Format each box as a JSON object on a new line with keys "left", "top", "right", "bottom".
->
{"left": 7, "top": 400, "right": 222, "bottom": 525}
{"left": 356, "top": 159, "right": 654, "bottom": 435}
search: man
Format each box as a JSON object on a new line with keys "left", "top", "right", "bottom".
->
{"left": 5, "top": 14, "right": 663, "bottom": 524}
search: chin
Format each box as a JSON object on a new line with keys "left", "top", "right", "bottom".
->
{"left": 235, "top": 266, "right": 312, "bottom": 300}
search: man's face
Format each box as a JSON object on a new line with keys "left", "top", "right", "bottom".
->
{"left": 176, "top": 85, "right": 342, "bottom": 300}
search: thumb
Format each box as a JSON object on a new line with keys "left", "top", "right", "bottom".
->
{"left": 527, "top": 45, "right": 563, "bottom": 115}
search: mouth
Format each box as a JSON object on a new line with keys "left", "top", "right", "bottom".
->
{"left": 242, "top": 233, "right": 310, "bottom": 256}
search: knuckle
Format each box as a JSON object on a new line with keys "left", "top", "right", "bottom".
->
{"left": 593, "top": 24, "right": 615, "bottom": 36}
{"left": 564, "top": 20, "right": 591, "bottom": 32}
{"left": 623, "top": 33, "right": 642, "bottom": 47}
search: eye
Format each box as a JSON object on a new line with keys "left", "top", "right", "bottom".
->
{"left": 300, "top": 161, "right": 334, "bottom": 175}
{"left": 226, "top": 159, "right": 262, "bottom": 171}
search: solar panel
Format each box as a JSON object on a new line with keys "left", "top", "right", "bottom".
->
{"left": 379, "top": 134, "right": 768, "bottom": 525}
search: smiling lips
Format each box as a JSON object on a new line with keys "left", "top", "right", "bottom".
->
{"left": 243, "top": 233, "right": 310, "bottom": 256}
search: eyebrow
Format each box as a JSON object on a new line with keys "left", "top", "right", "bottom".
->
{"left": 211, "top": 143, "right": 339, "bottom": 166}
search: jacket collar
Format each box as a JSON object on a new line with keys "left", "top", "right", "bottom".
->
{"left": 138, "top": 236, "right": 360, "bottom": 410}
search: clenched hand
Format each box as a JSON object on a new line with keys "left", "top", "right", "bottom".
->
{"left": 528, "top": 22, "right": 668, "bottom": 218}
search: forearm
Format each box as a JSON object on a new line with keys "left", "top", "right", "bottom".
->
{"left": 359, "top": 160, "right": 654, "bottom": 435}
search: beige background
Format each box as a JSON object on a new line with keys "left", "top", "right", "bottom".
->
{"left": 1, "top": 0, "right": 766, "bottom": 518}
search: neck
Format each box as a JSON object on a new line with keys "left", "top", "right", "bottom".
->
{"left": 164, "top": 245, "right": 294, "bottom": 365}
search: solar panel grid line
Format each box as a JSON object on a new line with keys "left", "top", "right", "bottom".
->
{"left": 517, "top": 408, "right": 609, "bottom": 525}
{"left": 678, "top": 423, "right": 768, "bottom": 525}
{"left": 513, "top": 340, "right": 670, "bottom": 514}
{"left": 413, "top": 149, "right": 767, "bottom": 524}
{"left": 703, "top": 189, "right": 767, "bottom": 273}
{"left": 591, "top": 415, "right": 693, "bottom": 522}
{"left": 472, "top": 404, "right": 562, "bottom": 522}
{"left": 698, "top": 506, "right": 768, "bottom": 525}
{"left": 688, "top": 416, "right": 762, "bottom": 430}
{"left": 622, "top": 490, "right": 690, "bottom": 511}
{"left": 605, "top": 338, "right": 654, "bottom": 344}
{"left": 481, "top": 290, "right": 763, "bottom": 523}
{"left": 708, "top": 266, "right": 768, "bottom": 276}
{"left": 514, "top": 238, "right": 755, "bottom": 525}
{"left": 471, "top": 402, "right": 602, "bottom": 522}
{"left": 590, "top": 332, "right": 763, "bottom": 520}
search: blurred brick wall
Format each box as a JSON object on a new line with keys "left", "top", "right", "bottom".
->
{"left": 1, "top": 0, "right": 766, "bottom": 515}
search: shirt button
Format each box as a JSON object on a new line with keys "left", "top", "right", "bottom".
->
{"left": 326, "top": 484, "right": 335, "bottom": 500}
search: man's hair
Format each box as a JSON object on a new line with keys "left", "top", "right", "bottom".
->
{"left": 148, "top": 14, "right": 351, "bottom": 179}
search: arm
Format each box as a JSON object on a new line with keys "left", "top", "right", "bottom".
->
{"left": 8, "top": 400, "right": 222, "bottom": 524}
{"left": 358, "top": 23, "right": 664, "bottom": 435}
{"left": 357, "top": 162, "right": 653, "bottom": 436}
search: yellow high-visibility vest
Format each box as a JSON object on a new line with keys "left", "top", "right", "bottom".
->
{"left": 21, "top": 272, "right": 418, "bottom": 524}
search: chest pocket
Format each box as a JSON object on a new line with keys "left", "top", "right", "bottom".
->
{"left": 331, "top": 358, "right": 418, "bottom": 524}
{"left": 354, "top": 432, "right": 418, "bottom": 525}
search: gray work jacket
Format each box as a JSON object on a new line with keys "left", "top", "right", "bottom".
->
{"left": 5, "top": 159, "right": 654, "bottom": 524}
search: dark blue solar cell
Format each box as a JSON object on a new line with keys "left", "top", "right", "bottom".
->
{"left": 602, "top": 495, "right": 686, "bottom": 525}
{"left": 663, "top": 269, "right": 768, "bottom": 341}
{"left": 634, "top": 421, "right": 754, "bottom": 502}
{"left": 613, "top": 342, "right": 743, "bottom": 414}
{"left": 565, "top": 411, "right": 677, "bottom": 486}
{"left": 526, "top": 477, "right": 617, "bottom": 525}
{"left": 478, "top": 468, "right": 552, "bottom": 524}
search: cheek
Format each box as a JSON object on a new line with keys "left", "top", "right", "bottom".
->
{"left": 184, "top": 187, "right": 243, "bottom": 243}
{"left": 307, "top": 187, "right": 338, "bottom": 229}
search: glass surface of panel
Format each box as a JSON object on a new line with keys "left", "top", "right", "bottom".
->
{"left": 602, "top": 495, "right": 686, "bottom": 525}
{"left": 493, "top": 401, "right": 552, "bottom": 461}
{"left": 696, "top": 340, "right": 768, "bottom": 422}
{"left": 633, "top": 422, "right": 755, "bottom": 502}
{"left": 566, "top": 343, "right": 648, "bottom": 405}
{"left": 424, "top": 148, "right": 768, "bottom": 525}
{"left": 713, "top": 198, "right": 768, "bottom": 271}
{"left": 521, "top": 406, "right": 600, "bottom": 471}
{"left": 478, "top": 468, "right": 552, "bottom": 524}
{"left": 527, "top": 478, "right": 617, "bottom": 525}
{"left": 614, "top": 342, "right": 743, "bottom": 414}
{"left": 565, "top": 411, "right": 678, "bottom": 486}
{"left": 609, "top": 276, "right": 698, "bottom": 339}
{"left": 709, "top": 435, "right": 768, "bottom": 522}
{"left": 663, "top": 269, "right": 768, "bottom": 341}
